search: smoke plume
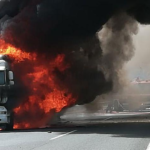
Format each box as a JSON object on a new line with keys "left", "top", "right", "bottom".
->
{"left": 84, "top": 12, "right": 138, "bottom": 112}
{"left": 99, "top": 12, "right": 138, "bottom": 92}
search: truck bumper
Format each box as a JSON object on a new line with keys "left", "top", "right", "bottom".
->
{"left": 0, "top": 115, "right": 8, "bottom": 124}
{"left": 0, "top": 106, "right": 8, "bottom": 124}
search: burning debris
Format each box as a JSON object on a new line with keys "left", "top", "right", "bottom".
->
{"left": 0, "top": 0, "right": 149, "bottom": 129}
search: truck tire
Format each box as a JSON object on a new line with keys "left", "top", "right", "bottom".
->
{"left": 5, "top": 113, "right": 14, "bottom": 131}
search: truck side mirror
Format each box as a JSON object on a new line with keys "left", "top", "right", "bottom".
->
{"left": 8, "top": 71, "right": 14, "bottom": 80}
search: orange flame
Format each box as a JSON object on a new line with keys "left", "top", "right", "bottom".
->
{"left": 0, "top": 39, "right": 76, "bottom": 129}
{"left": 0, "top": 39, "right": 36, "bottom": 61}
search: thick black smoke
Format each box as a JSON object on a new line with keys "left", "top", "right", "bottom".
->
{"left": 0, "top": 0, "right": 150, "bottom": 106}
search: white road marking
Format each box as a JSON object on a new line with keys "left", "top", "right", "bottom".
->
{"left": 50, "top": 130, "right": 77, "bottom": 140}
{"left": 146, "top": 142, "right": 150, "bottom": 150}
{"left": 102, "top": 117, "right": 112, "bottom": 121}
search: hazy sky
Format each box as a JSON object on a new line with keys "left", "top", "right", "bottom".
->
{"left": 126, "top": 24, "right": 150, "bottom": 79}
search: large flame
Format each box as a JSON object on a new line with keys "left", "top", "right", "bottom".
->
{"left": 0, "top": 39, "right": 76, "bottom": 129}
{"left": 0, "top": 39, "right": 36, "bottom": 61}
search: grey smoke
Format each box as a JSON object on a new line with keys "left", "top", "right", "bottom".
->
{"left": 84, "top": 12, "right": 139, "bottom": 112}
{"left": 100, "top": 12, "right": 138, "bottom": 92}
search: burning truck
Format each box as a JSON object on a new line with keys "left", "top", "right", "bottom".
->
{"left": 0, "top": 0, "right": 150, "bottom": 129}
{"left": 0, "top": 55, "right": 14, "bottom": 130}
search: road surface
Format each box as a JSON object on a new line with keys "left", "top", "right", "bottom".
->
{"left": 61, "top": 111, "right": 150, "bottom": 121}
{"left": 1, "top": 123, "right": 150, "bottom": 150}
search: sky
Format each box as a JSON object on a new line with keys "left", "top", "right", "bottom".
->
{"left": 126, "top": 24, "right": 150, "bottom": 80}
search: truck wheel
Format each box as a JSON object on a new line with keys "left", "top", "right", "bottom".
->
{"left": 5, "top": 113, "right": 14, "bottom": 131}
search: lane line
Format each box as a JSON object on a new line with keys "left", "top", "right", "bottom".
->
{"left": 146, "top": 142, "right": 150, "bottom": 150}
{"left": 102, "top": 117, "right": 112, "bottom": 121}
{"left": 50, "top": 130, "right": 77, "bottom": 140}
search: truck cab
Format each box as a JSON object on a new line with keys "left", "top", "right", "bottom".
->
{"left": 0, "top": 55, "right": 14, "bottom": 130}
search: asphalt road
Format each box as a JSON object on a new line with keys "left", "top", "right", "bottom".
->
{"left": 1, "top": 123, "right": 150, "bottom": 150}
{"left": 61, "top": 111, "right": 150, "bottom": 121}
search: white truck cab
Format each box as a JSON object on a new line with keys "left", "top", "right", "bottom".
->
{"left": 0, "top": 106, "right": 7, "bottom": 122}
{"left": 0, "top": 55, "right": 14, "bottom": 130}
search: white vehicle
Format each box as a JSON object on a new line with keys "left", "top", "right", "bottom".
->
{"left": 0, "top": 55, "right": 14, "bottom": 130}
{"left": 0, "top": 106, "right": 13, "bottom": 130}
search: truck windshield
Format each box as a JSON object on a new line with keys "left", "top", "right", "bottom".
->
{"left": 0, "top": 71, "right": 5, "bottom": 85}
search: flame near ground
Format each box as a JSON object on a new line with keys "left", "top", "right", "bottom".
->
{"left": 0, "top": 39, "right": 76, "bottom": 129}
